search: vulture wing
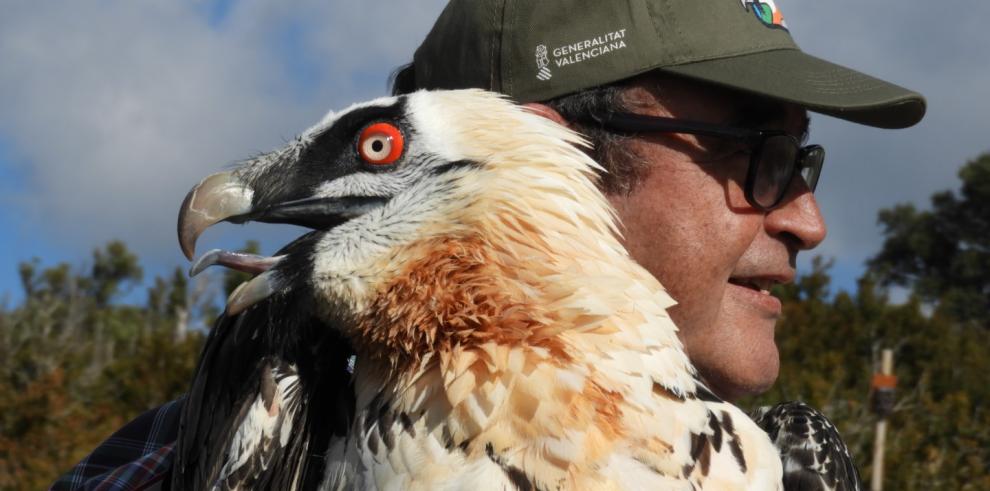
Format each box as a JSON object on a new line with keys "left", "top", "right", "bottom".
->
{"left": 173, "top": 292, "right": 355, "bottom": 490}
{"left": 754, "top": 401, "right": 863, "bottom": 491}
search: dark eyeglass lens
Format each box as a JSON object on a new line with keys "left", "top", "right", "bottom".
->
{"left": 799, "top": 146, "right": 824, "bottom": 192}
{"left": 752, "top": 135, "right": 798, "bottom": 208}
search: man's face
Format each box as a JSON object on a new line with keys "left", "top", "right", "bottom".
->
{"left": 605, "top": 75, "right": 827, "bottom": 401}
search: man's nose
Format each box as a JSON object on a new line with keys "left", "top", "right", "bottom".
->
{"left": 765, "top": 179, "right": 827, "bottom": 250}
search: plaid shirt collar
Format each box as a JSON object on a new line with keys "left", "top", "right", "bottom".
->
{"left": 51, "top": 398, "right": 183, "bottom": 491}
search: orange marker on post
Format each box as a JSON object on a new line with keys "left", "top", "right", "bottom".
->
{"left": 870, "top": 349, "right": 896, "bottom": 491}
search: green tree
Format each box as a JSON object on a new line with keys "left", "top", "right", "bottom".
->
{"left": 0, "top": 239, "right": 274, "bottom": 489}
{"left": 0, "top": 242, "right": 206, "bottom": 490}
{"left": 868, "top": 153, "right": 990, "bottom": 327}
{"left": 89, "top": 241, "right": 143, "bottom": 308}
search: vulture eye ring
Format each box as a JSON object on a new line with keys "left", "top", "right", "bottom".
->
{"left": 358, "top": 122, "right": 404, "bottom": 165}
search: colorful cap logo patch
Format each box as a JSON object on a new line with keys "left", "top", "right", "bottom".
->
{"left": 740, "top": 0, "right": 787, "bottom": 30}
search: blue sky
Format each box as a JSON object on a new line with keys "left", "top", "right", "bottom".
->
{"left": 1, "top": 0, "right": 988, "bottom": 306}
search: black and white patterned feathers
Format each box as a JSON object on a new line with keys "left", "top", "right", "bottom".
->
{"left": 753, "top": 401, "right": 863, "bottom": 491}
{"left": 173, "top": 234, "right": 357, "bottom": 490}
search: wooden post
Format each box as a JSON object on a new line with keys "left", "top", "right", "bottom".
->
{"left": 871, "top": 349, "right": 895, "bottom": 491}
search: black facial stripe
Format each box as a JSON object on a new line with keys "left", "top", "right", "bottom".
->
{"left": 249, "top": 97, "right": 409, "bottom": 207}
{"left": 430, "top": 159, "right": 482, "bottom": 176}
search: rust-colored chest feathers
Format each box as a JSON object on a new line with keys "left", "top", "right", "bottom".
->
{"left": 355, "top": 234, "right": 571, "bottom": 372}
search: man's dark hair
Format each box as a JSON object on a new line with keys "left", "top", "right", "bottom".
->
{"left": 388, "top": 63, "right": 646, "bottom": 195}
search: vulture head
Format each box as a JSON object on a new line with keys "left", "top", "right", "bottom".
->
{"left": 178, "top": 89, "right": 626, "bottom": 372}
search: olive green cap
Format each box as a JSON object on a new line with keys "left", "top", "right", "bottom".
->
{"left": 413, "top": 0, "right": 926, "bottom": 128}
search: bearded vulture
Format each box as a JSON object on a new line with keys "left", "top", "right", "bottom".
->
{"left": 173, "top": 89, "right": 794, "bottom": 490}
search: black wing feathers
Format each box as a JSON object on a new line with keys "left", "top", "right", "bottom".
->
{"left": 754, "top": 401, "right": 863, "bottom": 491}
{"left": 173, "top": 287, "right": 355, "bottom": 490}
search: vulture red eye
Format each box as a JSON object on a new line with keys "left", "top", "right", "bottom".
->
{"left": 358, "top": 122, "right": 404, "bottom": 165}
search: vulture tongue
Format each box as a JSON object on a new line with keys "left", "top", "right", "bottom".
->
{"left": 189, "top": 249, "right": 288, "bottom": 315}
{"left": 189, "top": 249, "right": 284, "bottom": 277}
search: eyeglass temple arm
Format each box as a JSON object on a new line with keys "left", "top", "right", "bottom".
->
{"left": 586, "top": 112, "right": 763, "bottom": 142}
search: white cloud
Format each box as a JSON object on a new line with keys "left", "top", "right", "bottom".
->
{"left": 0, "top": 0, "right": 446, "bottom": 273}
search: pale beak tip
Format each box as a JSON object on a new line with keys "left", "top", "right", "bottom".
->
{"left": 180, "top": 236, "right": 197, "bottom": 262}
{"left": 176, "top": 171, "right": 254, "bottom": 262}
{"left": 189, "top": 249, "right": 222, "bottom": 277}
{"left": 178, "top": 188, "right": 201, "bottom": 260}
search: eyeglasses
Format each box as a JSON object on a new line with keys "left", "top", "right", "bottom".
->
{"left": 581, "top": 111, "right": 825, "bottom": 211}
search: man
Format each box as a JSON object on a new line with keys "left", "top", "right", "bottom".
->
{"left": 391, "top": 0, "right": 922, "bottom": 401}
{"left": 53, "top": 0, "right": 924, "bottom": 488}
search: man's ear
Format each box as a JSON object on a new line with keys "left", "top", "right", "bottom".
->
{"left": 523, "top": 103, "right": 571, "bottom": 129}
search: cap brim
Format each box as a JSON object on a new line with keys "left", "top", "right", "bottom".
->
{"left": 662, "top": 49, "right": 926, "bottom": 129}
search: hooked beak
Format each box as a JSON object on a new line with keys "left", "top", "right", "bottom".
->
{"left": 177, "top": 172, "right": 253, "bottom": 260}
{"left": 177, "top": 170, "right": 388, "bottom": 260}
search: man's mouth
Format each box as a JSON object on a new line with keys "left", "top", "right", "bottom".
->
{"left": 727, "top": 277, "right": 777, "bottom": 295}
{"left": 727, "top": 276, "right": 786, "bottom": 316}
